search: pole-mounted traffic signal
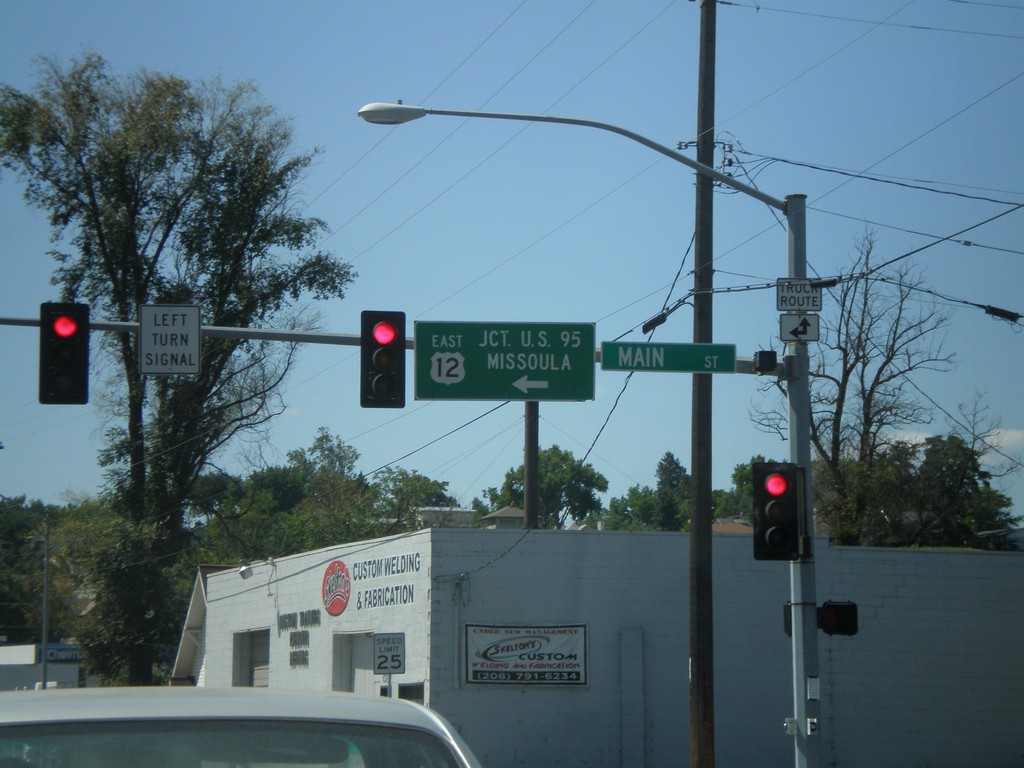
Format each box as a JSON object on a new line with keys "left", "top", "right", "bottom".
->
{"left": 360, "top": 310, "right": 406, "bottom": 408}
{"left": 752, "top": 461, "right": 801, "bottom": 561}
{"left": 39, "top": 302, "right": 90, "bottom": 404}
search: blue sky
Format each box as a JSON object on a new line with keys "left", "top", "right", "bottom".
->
{"left": 1, "top": 1, "right": 1022, "bottom": 519}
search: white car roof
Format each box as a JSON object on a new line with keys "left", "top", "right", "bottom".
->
{"left": 0, "top": 687, "right": 441, "bottom": 730}
{"left": 0, "top": 687, "right": 483, "bottom": 767}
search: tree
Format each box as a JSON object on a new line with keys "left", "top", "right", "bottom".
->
{"left": 604, "top": 485, "right": 658, "bottom": 530}
{"left": 654, "top": 452, "right": 690, "bottom": 530}
{"left": 857, "top": 435, "right": 1015, "bottom": 547}
{"left": 1, "top": 54, "right": 355, "bottom": 682}
{"left": 482, "top": 445, "right": 608, "bottom": 529}
{"left": 0, "top": 496, "right": 77, "bottom": 645}
{"left": 189, "top": 430, "right": 458, "bottom": 560}
{"left": 370, "top": 467, "right": 459, "bottom": 532}
{"left": 711, "top": 456, "right": 769, "bottom": 522}
{"left": 753, "top": 235, "right": 1017, "bottom": 546}
{"left": 603, "top": 452, "right": 691, "bottom": 531}
{"left": 754, "top": 233, "right": 955, "bottom": 544}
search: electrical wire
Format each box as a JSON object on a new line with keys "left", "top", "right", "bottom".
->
{"left": 732, "top": 148, "right": 1024, "bottom": 207}
{"left": 720, "top": 0, "right": 1024, "bottom": 40}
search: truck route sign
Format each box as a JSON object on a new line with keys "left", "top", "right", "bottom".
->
{"left": 776, "top": 279, "right": 822, "bottom": 313}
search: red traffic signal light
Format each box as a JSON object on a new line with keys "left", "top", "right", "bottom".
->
{"left": 752, "top": 461, "right": 801, "bottom": 561}
{"left": 765, "top": 471, "right": 789, "bottom": 497}
{"left": 372, "top": 320, "right": 398, "bottom": 345}
{"left": 52, "top": 314, "right": 80, "bottom": 338}
{"left": 360, "top": 311, "right": 406, "bottom": 408}
{"left": 39, "top": 302, "right": 90, "bottom": 404}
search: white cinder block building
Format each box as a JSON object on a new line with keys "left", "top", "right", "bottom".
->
{"left": 173, "top": 527, "right": 1024, "bottom": 768}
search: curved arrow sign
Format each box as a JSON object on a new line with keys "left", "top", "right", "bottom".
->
{"left": 779, "top": 313, "right": 820, "bottom": 343}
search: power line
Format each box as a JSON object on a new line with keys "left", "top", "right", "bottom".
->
{"left": 732, "top": 148, "right": 1024, "bottom": 206}
{"left": 864, "top": 202, "right": 1024, "bottom": 274}
{"left": 707, "top": 0, "right": 915, "bottom": 137}
{"left": 720, "top": 0, "right": 1024, "bottom": 40}
{"left": 814, "top": 71, "right": 1024, "bottom": 206}
{"left": 812, "top": 207, "right": 1024, "bottom": 258}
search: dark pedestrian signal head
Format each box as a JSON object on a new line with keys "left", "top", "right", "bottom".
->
{"left": 819, "top": 601, "right": 858, "bottom": 636}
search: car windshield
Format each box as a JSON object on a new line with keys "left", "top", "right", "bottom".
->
{"left": 0, "top": 719, "right": 463, "bottom": 768}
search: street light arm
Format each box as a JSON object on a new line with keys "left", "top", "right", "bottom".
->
{"left": 357, "top": 102, "right": 787, "bottom": 211}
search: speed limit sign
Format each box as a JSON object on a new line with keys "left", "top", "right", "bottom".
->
{"left": 374, "top": 632, "right": 406, "bottom": 675}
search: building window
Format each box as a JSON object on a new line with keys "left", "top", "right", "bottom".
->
{"left": 233, "top": 629, "right": 270, "bottom": 687}
{"left": 398, "top": 683, "right": 425, "bottom": 704}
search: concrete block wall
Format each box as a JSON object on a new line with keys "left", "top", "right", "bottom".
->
{"left": 202, "top": 531, "right": 434, "bottom": 692}
{"left": 426, "top": 529, "right": 1024, "bottom": 768}
{"left": 816, "top": 544, "right": 1024, "bottom": 768}
{"left": 429, "top": 529, "right": 693, "bottom": 768}
{"left": 194, "top": 527, "right": 1023, "bottom": 767}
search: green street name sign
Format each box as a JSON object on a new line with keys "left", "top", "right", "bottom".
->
{"left": 415, "top": 321, "right": 596, "bottom": 401}
{"left": 601, "top": 342, "right": 736, "bottom": 373}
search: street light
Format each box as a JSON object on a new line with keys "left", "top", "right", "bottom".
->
{"left": 359, "top": 101, "right": 820, "bottom": 768}
{"left": 357, "top": 103, "right": 784, "bottom": 209}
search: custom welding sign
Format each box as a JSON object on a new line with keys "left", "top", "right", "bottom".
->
{"left": 465, "top": 624, "right": 587, "bottom": 685}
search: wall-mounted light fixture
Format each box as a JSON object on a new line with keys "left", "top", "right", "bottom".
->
{"left": 237, "top": 558, "right": 277, "bottom": 596}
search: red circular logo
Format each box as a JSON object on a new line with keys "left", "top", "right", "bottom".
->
{"left": 322, "top": 560, "right": 352, "bottom": 616}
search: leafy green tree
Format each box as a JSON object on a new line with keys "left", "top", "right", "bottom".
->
{"left": 711, "top": 456, "right": 769, "bottom": 522}
{"left": 855, "top": 436, "right": 1015, "bottom": 546}
{"left": 1, "top": 54, "right": 354, "bottom": 683}
{"left": 189, "top": 430, "right": 458, "bottom": 561}
{"left": 281, "top": 429, "right": 375, "bottom": 550}
{"left": 371, "top": 467, "right": 458, "bottom": 533}
{"left": 604, "top": 485, "right": 658, "bottom": 530}
{"left": 483, "top": 445, "right": 608, "bottom": 528}
{"left": 0, "top": 496, "right": 75, "bottom": 645}
{"left": 655, "top": 452, "right": 690, "bottom": 530}
{"left": 603, "top": 452, "right": 691, "bottom": 531}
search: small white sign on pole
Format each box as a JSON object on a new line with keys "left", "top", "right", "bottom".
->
{"left": 776, "top": 279, "right": 822, "bottom": 313}
{"left": 780, "top": 313, "right": 820, "bottom": 343}
{"left": 138, "top": 304, "right": 202, "bottom": 376}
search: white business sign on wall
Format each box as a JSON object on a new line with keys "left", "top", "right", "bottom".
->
{"left": 465, "top": 624, "right": 587, "bottom": 685}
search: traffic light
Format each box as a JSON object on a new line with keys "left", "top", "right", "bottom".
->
{"left": 819, "top": 601, "right": 859, "bottom": 636}
{"left": 752, "top": 461, "right": 801, "bottom": 561}
{"left": 39, "top": 302, "right": 90, "bottom": 404}
{"left": 360, "top": 310, "right": 406, "bottom": 408}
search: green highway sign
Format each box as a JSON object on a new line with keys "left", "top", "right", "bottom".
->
{"left": 415, "top": 321, "right": 596, "bottom": 401}
{"left": 601, "top": 341, "right": 736, "bottom": 373}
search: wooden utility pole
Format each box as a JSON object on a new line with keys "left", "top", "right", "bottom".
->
{"left": 690, "top": 1, "right": 717, "bottom": 766}
{"left": 524, "top": 401, "right": 539, "bottom": 528}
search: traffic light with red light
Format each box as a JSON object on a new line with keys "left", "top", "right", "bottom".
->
{"left": 360, "top": 310, "right": 406, "bottom": 408}
{"left": 752, "top": 461, "right": 801, "bottom": 560}
{"left": 39, "top": 302, "right": 90, "bottom": 404}
{"left": 819, "top": 601, "right": 858, "bottom": 636}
